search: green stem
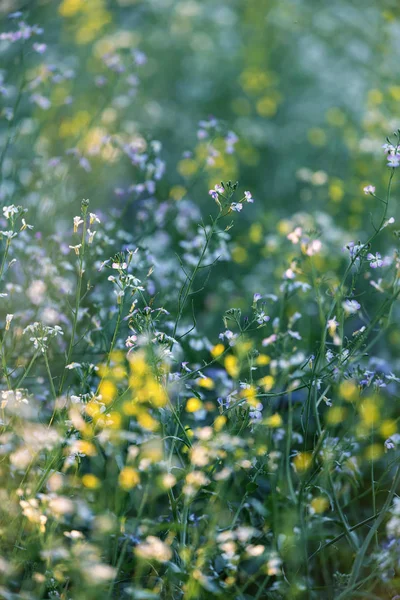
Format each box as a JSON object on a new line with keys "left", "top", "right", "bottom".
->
{"left": 16, "top": 350, "right": 39, "bottom": 388}
{"left": 339, "top": 465, "right": 400, "bottom": 597}
{"left": 58, "top": 209, "right": 88, "bottom": 394}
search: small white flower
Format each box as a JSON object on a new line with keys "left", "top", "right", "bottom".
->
{"left": 87, "top": 229, "right": 96, "bottom": 244}
{"left": 287, "top": 227, "right": 302, "bottom": 244}
{"left": 1, "top": 231, "right": 17, "bottom": 239}
{"left": 89, "top": 212, "right": 100, "bottom": 225}
{"left": 367, "top": 252, "right": 383, "bottom": 269}
{"left": 363, "top": 185, "right": 375, "bottom": 195}
{"left": 66, "top": 363, "right": 82, "bottom": 370}
{"left": 382, "top": 217, "right": 395, "bottom": 229}
{"left": 69, "top": 244, "right": 82, "bottom": 255}
{"left": 5, "top": 313, "right": 13, "bottom": 330}
{"left": 20, "top": 218, "right": 33, "bottom": 231}
{"left": 342, "top": 299, "right": 361, "bottom": 314}
{"left": 3, "top": 205, "right": 18, "bottom": 219}
{"left": 73, "top": 216, "right": 83, "bottom": 232}
{"left": 305, "top": 239, "right": 322, "bottom": 256}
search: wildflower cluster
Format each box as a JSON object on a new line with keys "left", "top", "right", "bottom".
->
{"left": 1, "top": 7, "right": 400, "bottom": 600}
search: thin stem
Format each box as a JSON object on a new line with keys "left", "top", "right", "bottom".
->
{"left": 58, "top": 208, "right": 88, "bottom": 394}
{"left": 16, "top": 350, "right": 39, "bottom": 388}
{"left": 44, "top": 353, "right": 58, "bottom": 427}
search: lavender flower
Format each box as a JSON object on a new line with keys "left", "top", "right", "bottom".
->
{"left": 367, "top": 252, "right": 383, "bottom": 268}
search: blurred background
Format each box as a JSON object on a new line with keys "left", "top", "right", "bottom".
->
{"left": 1, "top": 0, "right": 400, "bottom": 352}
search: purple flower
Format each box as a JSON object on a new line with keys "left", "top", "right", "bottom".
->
{"left": 262, "top": 334, "right": 277, "bottom": 347}
{"left": 208, "top": 184, "right": 224, "bottom": 201}
{"left": 387, "top": 154, "right": 400, "bottom": 168}
{"left": 253, "top": 293, "right": 262, "bottom": 302}
{"left": 132, "top": 50, "right": 147, "bottom": 65}
{"left": 95, "top": 76, "right": 107, "bottom": 87}
{"left": 230, "top": 202, "right": 243, "bottom": 212}
{"left": 342, "top": 299, "right": 361, "bottom": 314}
{"left": 367, "top": 252, "right": 383, "bottom": 268}
{"left": 244, "top": 190, "right": 254, "bottom": 203}
{"left": 79, "top": 157, "right": 91, "bottom": 172}
{"left": 256, "top": 311, "right": 270, "bottom": 324}
{"left": 249, "top": 402, "right": 263, "bottom": 423}
{"left": 30, "top": 94, "right": 51, "bottom": 110}
{"left": 225, "top": 131, "right": 238, "bottom": 154}
{"left": 33, "top": 42, "right": 47, "bottom": 54}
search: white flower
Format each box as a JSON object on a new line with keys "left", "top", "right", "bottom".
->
{"left": 27, "top": 280, "right": 46, "bottom": 305}
{"left": 382, "top": 217, "right": 395, "bottom": 229}
{"left": 135, "top": 536, "right": 172, "bottom": 563}
{"left": 1, "top": 231, "right": 17, "bottom": 239}
{"left": 342, "top": 299, "right": 361, "bottom": 314}
{"left": 305, "top": 239, "right": 322, "bottom": 256}
{"left": 327, "top": 316, "right": 338, "bottom": 335}
{"left": 87, "top": 229, "right": 96, "bottom": 244}
{"left": 89, "top": 212, "right": 101, "bottom": 225}
{"left": 363, "top": 185, "right": 375, "bottom": 194}
{"left": 262, "top": 334, "right": 277, "bottom": 346}
{"left": 5, "top": 314, "right": 13, "bottom": 330}
{"left": 367, "top": 252, "right": 383, "bottom": 268}
{"left": 284, "top": 267, "right": 296, "bottom": 280}
{"left": 20, "top": 218, "right": 33, "bottom": 231}
{"left": 73, "top": 216, "right": 83, "bottom": 232}
{"left": 287, "top": 227, "right": 302, "bottom": 244}
{"left": 66, "top": 363, "right": 82, "bottom": 370}
{"left": 69, "top": 244, "right": 82, "bottom": 255}
{"left": 3, "top": 205, "right": 18, "bottom": 219}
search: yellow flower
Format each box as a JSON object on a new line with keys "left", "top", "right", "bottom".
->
{"left": 224, "top": 355, "right": 239, "bottom": 378}
{"left": 231, "top": 246, "right": 248, "bottom": 264}
{"left": 85, "top": 400, "right": 102, "bottom": 420}
{"left": 59, "top": 0, "right": 82, "bottom": 17}
{"left": 380, "top": 420, "right": 397, "bottom": 438}
{"left": 364, "top": 444, "right": 383, "bottom": 462}
{"left": 169, "top": 185, "right": 186, "bottom": 201}
{"left": 82, "top": 474, "right": 101, "bottom": 489}
{"left": 178, "top": 158, "right": 198, "bottom": 177}
{"left": 197, "top": 377, "right": 214, "bottom": 390}
{"left": 129, "top": 352, "right": 149, "bottom": 374}
{"left": 143, "top": 379, "right": 167, "bottom": 407}
{"left": 210, "top": 343, "right": 225, "bottom": 359}
{"left": 310, "top": 496, "right": 329, "bottom": 514}
{"left": 264, "top": 413, "right": 282, "bottom": 428}
{"left": 259, "top": 375, "right": 274, "bottom": 392}
{"left": 106, "top": 411, "right": 122, "bottom": 429}
{"left": 326, "top": 406, "right": 347, "bottom": 425}
{"left": 359, "top": 398, "right": 380, "bottom": 426}
{"left": 255, "top": 354, "right": 270, "bottom": 366}
{"left": 214, "top": 415, "right": 226, "bottom": 431}
{"left": 293, "top": 452, "right": 312, "bottom": 472}
{"left": 249, "top": 223, "right": 263, "bottom": 244}
{"left": 339, "top": 380, "right": 358, "bottom": 402}
{"left": 137, "top": 412, "right": 158, "bottom": 431}
{"left": 186, "top": 397, "right": 203, "bottom": 413}
{"left": 119, "top": 467, "right": 140, "bottom": 490}
{"left": 99, "top": 380, "right": 117, "bottom": 405}
{"left": 75, "top": 441, "right": 97, "bottom": 456}
{"left": 122, "top": 400, "right": 138, "bottom": 416}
